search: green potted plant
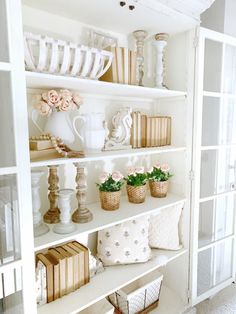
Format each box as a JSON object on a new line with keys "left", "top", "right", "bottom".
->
{"left": 147, "top": 163, "right": 172, "bottom": 198}
{"left": 96, "top": 171, "right": 124, "bottom": 210}
{"left": 125, "top": 166, "right": 147, "bottom": 203}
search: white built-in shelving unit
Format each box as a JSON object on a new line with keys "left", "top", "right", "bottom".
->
{"left": 1, "top": 0, "right": 220, "bottom": 313}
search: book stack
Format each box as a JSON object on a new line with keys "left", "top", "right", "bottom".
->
{"left": 131, "top": 112, "right": 171, "bottom": 148}
{"left": 36, "top": 241, "right": 90, "bottom": 304}
{"left": 101, "top": 47, "right": 136, "bottom": 85}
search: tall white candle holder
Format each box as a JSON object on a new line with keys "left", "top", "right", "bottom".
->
{"left": 133, "top": 30, "right": 148, "bottom": 86}
{"left": 153, "top": 33, "right": 169, "bottom": 89}
{"left": 31, "top": 170, "right": 49, "bottom": 237}
{"left": 53, "top": 189, "right": 76, "bottom": 234}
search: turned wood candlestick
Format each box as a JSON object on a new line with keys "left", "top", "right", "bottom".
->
{"left": 72, "top": 163, "right": 93, "bottom": 223}
{"left": 133, "top": 30, "right": 148, "bottom": 86}
{"left": 43, "top": 165, "right": 60, "bottom": 224}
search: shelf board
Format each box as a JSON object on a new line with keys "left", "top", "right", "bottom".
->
{"left": 34, "top": 193, "right": 185, "bottom": 251}
{"left": 151, "top": 285, "right": 186, "bottom": 314}
{"left": 0, "top": 166, "right": 18, "bottom": 176}
{"left": 37, "top": 248, "right": 187, "bottom": 314}
{"left": 25, "top": 71, "right": 186, "bottom": 100}
{"left": 30, "top": 146, "right": 186, "bottom": 168}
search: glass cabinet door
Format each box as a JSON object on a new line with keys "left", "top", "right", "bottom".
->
{"left": 191, "top": 28, "right": 236, "bottom": 305}
{"left": 0, "top": 0, "right": 9, "bottom": 62}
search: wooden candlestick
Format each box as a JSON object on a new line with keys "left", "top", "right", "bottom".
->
{"left": 133, "top": 30, "right": 148, "bottom": 86}
{"left": 72, "top": 163, "right": 93, "bottom": 223}
{"left": 43, "top": 165, "right": 60, "bottom": 224}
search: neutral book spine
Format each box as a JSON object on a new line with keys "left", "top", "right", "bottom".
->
{"left": 123, "top": 47, "right": 129, "bottom": 85}
{"left": 116, "top": 47, "right": 124, "bottom": 84}
{"left": 141, "top": 115, "right": 147, "bottom": 147}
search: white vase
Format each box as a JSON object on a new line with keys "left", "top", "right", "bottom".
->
{"left": 31, "top": 170, "right": 49, "bottom": 237}
{"left": 53, "top": 189, "right": 76, "bottom": 234}
{"left": 31, "top": 110, "right": 84, "bottom": 146}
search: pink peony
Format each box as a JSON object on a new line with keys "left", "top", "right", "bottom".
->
{"left": 99, "top": 172, "right": 109, "bottom": 184}
{"left": 72, "top": 92, "right": 83, "bottom": 107}
{"left": 42, "top": 90, "right": 61, "bottom": 107}
{"left": 112, "top": 171, "right": 123, "bottom": 182}
{"left": 154, "top": 163, "right": 161, "bottom": 169}
{"left": 59, "top": 98, "right": 71, "bottom": 111}
{"left": 127, "top": 167, "right": 136, "bottom": 176}
{"left": 161, "top": 163, "right": 170, "bottom": 172}
{"left": 36, "top": 101, "right": 52, "bottom": 116}
{"left": 147, "top": 167, "right": 154, "bottom": 174}
{"left": 135, "top": 166, "right": 144, "bottom": 174}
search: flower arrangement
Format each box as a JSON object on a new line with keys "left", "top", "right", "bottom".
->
{"left": 96, "top": 171, "right": 124, "bottom": 192}
{"left": 35, "top": 89, "right": 83, "bottom": 116}
{"left": 147, "top": 163, "right": 172, "bottom": 182}
{"left": 125, "top": 166, "right": 147, "bottom": 187}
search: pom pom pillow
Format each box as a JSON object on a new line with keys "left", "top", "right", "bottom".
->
{"left": 149, "top": 202, "right": 184, "bottom": 250}
{"left": 97, "top": 216, "right": 151, "bottom": 266}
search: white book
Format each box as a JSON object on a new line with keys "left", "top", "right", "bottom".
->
{"left": 36, "top": 260, "right": 47, "bottom": 306}
{"left": 137, "top": 112, "right": 141, "bottom": 148}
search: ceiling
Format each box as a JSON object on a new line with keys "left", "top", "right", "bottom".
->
{"left": 22, "top": 0, "right": 216, "bottom": 35}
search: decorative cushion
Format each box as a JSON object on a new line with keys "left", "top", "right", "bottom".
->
{"left": 97, "top": 216, "right": 151, "bottom": 266}
{"left": 148, "top": 202, "right": 184, "bottom": 250}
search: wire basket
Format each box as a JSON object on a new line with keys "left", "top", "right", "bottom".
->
{"left": 108, "top": 272, "right": 163, "bottom": 314}
{"left": 24, "top": 32, "right": 113, "bottom": 79}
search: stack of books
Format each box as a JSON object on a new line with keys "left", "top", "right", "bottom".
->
{"left": 101, "top": 47, "right": 136, "bottom": 85}
{"left": 36, "top": 241, "right": 89, "bottom": 304}
{"left": 131, "top": 112, "right": 171, "bottom": 148}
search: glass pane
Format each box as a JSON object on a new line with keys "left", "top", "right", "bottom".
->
{"left": 200, "top": 148, "right": 236, "bottom": 198}
{"left": 197, "top": 247, "right": 214, "bottom": 296}
{"left": 202, "top": 96, "right": 236, "bottom": 146}
{"left": 0, "top": 0, "right": 9, "bottom": 62}
{"left": 0, "top": 71, "right": 16, "bottom": 167}
{"left": 215, "top": 239, "right": 233, "bottom": 285}
{"left": 223, "top": 45, "right": 236, "bottom": 94}
{"left": 0, "top": 175, "right": 21, "bottom": 265}
{"left": 198, "top": 195, "right": 235, "bottom": 248}
{"left": 204, "top": 39, "right": 223, "bottom": 92}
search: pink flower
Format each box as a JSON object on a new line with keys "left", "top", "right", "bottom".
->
{"left": 127, "top": 167, "right": 136, "bottom": 176}
{"left": 147, "top": 167, "right": 154, "bottom": 174}
{"left": 112, "top": 171, "right": 123, "bottom": 182}
{"left": 36, "top": 101, "right": 52, "bottom": 116}
{"left": 72, "top": 93, "right": 83, "bottom": 107}
{"left": 59, "top": 98, "right": 71, "bottom": 111}
{"left": 161, "top": 163, "right": 170, "bottom": 172}
{"left": 60, "top": 89, "right": 72, "bottom": 102}
{"left": 42, "top": 90, "right": 61, "bottom": 107}
{"left": 135, "top": 166, "right": 144, "bottom": 174}
{"left": 99, "top": 172, "right": 109, "bottom": 184}
{"left": 154, "top": 163, "right": 161, "bottom": 169}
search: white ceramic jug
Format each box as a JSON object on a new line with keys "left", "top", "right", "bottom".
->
{"left": 73, "top": 113, "right": 106, "bottom": 152}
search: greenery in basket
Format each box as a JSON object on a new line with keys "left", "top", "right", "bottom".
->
{"left": 96, "top": 171, "right": 124, "bottom": 192}
{"left": 147, "top": 163, "right": 173, "bottom": 182}
{"left": 125, "top": 166, "right": 147, "bottom": 187}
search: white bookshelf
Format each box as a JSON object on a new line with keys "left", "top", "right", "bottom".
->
{"left": 37, "top": 248, "right": 187, "bottom": 314}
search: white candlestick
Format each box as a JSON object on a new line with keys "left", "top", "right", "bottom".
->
{"left": 153, "top": 33, "right": 169, "bottom": 89}
{"left": 31, "top": 170, "right": 49, "bottom": 237}
{"left": 53, "top": 189, "right": 76, "bottom": 234}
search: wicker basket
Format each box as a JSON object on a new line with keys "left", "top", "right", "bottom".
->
{"left": 126, "top": 184, "right": 147, "bottom": 204}
{"left": 100, "top": 190, "right": 121, "bottom": 211}
{"left": 108, "top": 271, "right": 163, "bottom": 314}
{"left": 149, "top": 180, "right": 168, "bottom": 198}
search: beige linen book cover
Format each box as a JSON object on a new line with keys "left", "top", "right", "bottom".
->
{"left": 100, "top": 47, "right": 118, "bottom": 83}
{"left": 36, "top": 253, "right": 54, "bottom": 303}
{"left": 141, "top": 114, "right": 147, "bottom": 147}
{"left": 72, "top": 241, "right": 90, "bottom": 284}
{"left": 63, "top": 244, "right": 80, "bottom": 290}
{"left": 48, "top": 248, "right": 66, "bottom": 297}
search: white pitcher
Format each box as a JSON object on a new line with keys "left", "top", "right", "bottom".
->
{"left": 31, "top": 109, "right": 85, "bottom": 146}
{"left": 73, "top": 113, "right": 106, "bottom": 152}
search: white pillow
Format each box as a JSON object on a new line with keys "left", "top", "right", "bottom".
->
{"left": 97, "top": 216, "right": 151, "bottom": 266}
{"left": 149, "top": 202, "right": 184, "bottom": 250}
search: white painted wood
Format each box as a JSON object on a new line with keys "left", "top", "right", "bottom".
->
{"left": 79, "top": 298, "right": 114, "bottom": 314}
{"left": 25, "top": 71, "right": 187, "bottom": 100}
{"left": 30, "top": 146, "right": 186, "bottom": 168}
{"left": 0, "top": 167, "right": 18, "bottom": 176}
{"left": 0, "top": 62, "right": 11, "bottom": 71}
{"left": 37, "top": 248, "right": 187, "bottom": 314}
{"left": 34, "top": 193, "right": 185, "bottom": 251}
{"left": 0, "top": 260, "right": 22, "bottom": 273}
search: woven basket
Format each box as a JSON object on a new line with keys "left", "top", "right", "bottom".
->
{"left": 126, "top": 184, "right": 147, "bottom": 204}
{"left": 100, "top": 190, "right": 121, "bottom": 211}
{"left": 149, "top": 180, "right": 168, "bottom": 198}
